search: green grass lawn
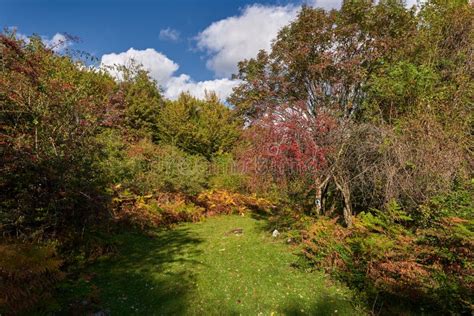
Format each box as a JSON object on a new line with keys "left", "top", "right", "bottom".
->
{"left": 61, "top": 215, "right": 363, "bottom": 315}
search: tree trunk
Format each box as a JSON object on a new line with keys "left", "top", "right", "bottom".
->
{"left": 315, "top": 185, "right": 323, "bottom": 215}
{"left": 314, "top": 176, "right": 331, "bottom": 216}
{"left": 334, "top": 176, "right": 352, "bottom": 227}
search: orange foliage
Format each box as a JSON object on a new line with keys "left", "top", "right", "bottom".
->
{"left": 112, "top": 193, "right": 162, "bottom": 230}
{"left": 112, "top": 191, "right": 204, "bottom": 229}
{"left": 0, "top": 242, "right": 64, "bottom": 314}
{"left": 111, "top": 189, "right": 275, "bottom": 230}
{"left": 196, "top": 189, "right": 274, "bottom": 216}
{"left": 302, "top": 217, "right": 351, "bottom": 271}
{"left": 302, "top": 213, "right": 474, "bottom": 312}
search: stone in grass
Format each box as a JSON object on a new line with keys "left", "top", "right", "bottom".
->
{"left": 225, "top": 228, "right": 243, "bottom": 236}
{"left": 272, "top": 229, "right": 280, "bottom": 238}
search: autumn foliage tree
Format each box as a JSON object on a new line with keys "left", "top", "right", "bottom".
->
{"left": 232, "top": 0, "right": 473, "bottom": 226}
{"left": 239, "top": 102, "right": 337, "bottom": 212}
{"left": 230, "top": 1, "right": 417, "bottom": 121}
{"left": 0, "top": 34, "right": 116, "bottom": 240}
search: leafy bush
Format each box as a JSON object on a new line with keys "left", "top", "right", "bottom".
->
{"left": 98, "top": 134, "right": 210, "bottom": 196}
{"left": 415, "top": 182, "right": 474, "bottom": 227}
{"left": 208, "top": 153, "right": 248, "bottom": 192}
{"left": 0, "top": 35, "right": 113, "bottom": 240}
{"left": 96, "top": 129, "right": 139, "bottom": 186}
{"left": 143, "top": 145, "right": 209, "bottom": 195}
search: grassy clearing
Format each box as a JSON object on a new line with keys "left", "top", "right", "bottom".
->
{"left": 60, "top": 215, "right": 362, "bottom": 315}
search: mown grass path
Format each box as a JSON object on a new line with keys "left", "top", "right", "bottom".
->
{"left": 70, "top": 215, "right": 361, "bottom": 315}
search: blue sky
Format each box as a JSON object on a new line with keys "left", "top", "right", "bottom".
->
{"left": 0, "top": 0, "right": 417, "bottom": 99}
{"left": 2, "top": 0, "right": 291, "bottom": 79}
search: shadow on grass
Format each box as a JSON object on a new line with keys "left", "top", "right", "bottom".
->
{"left": 62, "top": 226, "right": 204, "bottom": 315}
{"left": 222, "top": 294, "right": 357, "bottom": 316}
{"left": 249, "top": 208, "right": 302, "bottom": 236}
{"left": 279, "top": 295, "right": 355, "bottom": 316}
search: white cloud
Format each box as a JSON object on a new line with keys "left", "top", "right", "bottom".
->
{"left": 9, "top": 28, "right": 72, "bottom": 52}
{"left": 309, "top": 0, "right": 342, "bottom": 10}
{"left": 43, "top": 33, "right": 72, "bottom": 52}
{"left": 15, "top": 32, "right": 30, "bottom": 43}
{"left": 309, "top": 0, "right": 421, "bottom": 10}
{"left": 164, "top": 74, "right": 241, "bottom": 100}
{"left": 100, "top": 48, "right": 239, "bottom": 101}
{"left": 405, "top": 0, "right": 421, "bottom": 7}
{"left": 196, "top": 4, "right": 299, "bottom": 78}
{"left": 101, "top": 1, "right": 424, "bottom": 101}
{"left": 101, "top": 48, "right": 179, "bottom": 86}
{"left": 159, "top": 28, "right": 180, "bottom": 42}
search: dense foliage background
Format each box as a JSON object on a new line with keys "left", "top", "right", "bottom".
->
{"left": 1, "top": 0, "right": 472, "bottom": 314}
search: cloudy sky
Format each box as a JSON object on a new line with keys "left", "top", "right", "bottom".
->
{"left": 1, "top": 0, "right": 418, "bottom": 100}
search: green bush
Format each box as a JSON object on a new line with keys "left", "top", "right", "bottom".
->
{"left": 96, "top": 129, "right": 143, "bottom": 186}
{"left": 208, "top": 153, "right": 247, "bottom": 192}
{"left": 157, "top": 145, "right": 209, "bottom": 194}
{"left": 133, "top": 143, "right": 209, "bottom": 195}
{"left": 415, "top": 181, "right": 474, "bottom": 227}
{"left": 98, "top": 133, "right": 209, "bottom": 195}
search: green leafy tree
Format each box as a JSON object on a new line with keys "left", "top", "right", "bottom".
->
{"left": 118, "top": 64, "right": 164, "bottom": 139}
{"left": 156, "top": 92, "right": 241, "bottom": 159}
